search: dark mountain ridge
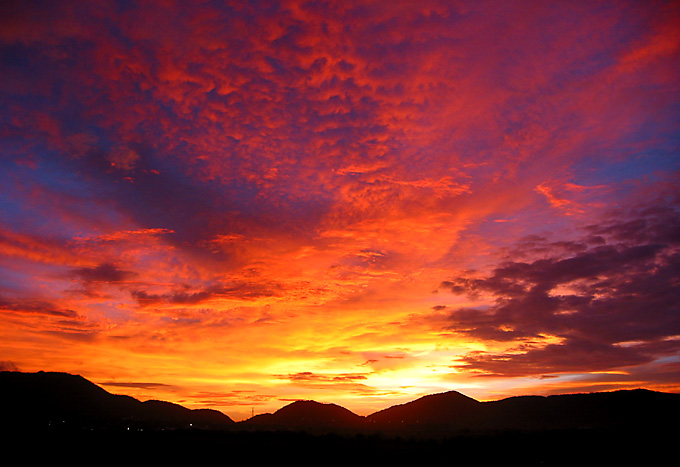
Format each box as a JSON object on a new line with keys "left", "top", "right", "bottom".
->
{"left": 3, "top": 371, "right": 679, "bottom": 438}
{"left": 365, "top": 387, "right": 680, "bottom": 436}
{"left": 367, "top": 390, "right": 481, "bottom": 427}
{"left": 0, "top": 371, "right": 234, "bottom": 430}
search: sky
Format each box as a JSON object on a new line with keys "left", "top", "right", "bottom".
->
{"left": 1, "top": 0, "right": 679, "bottom": 421}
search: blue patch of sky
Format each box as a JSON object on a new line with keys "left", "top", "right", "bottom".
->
{"left": 0, "top": 151, "right": 115, "bottom": 239}
{"left": 0, "top": 268, "right": 32, "bottom": 295}
{"left": 0, "top": 261, "right": 54, "bottom": 297}
{"left": 572, "top": 147, "right": 680, "bottom": 187}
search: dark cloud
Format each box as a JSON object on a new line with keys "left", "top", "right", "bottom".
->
{"left": 101, "top": 381, "right": 172, "bottom": 390}
{"left": 71, "top": 263, "right": 136, "bottom": 284}
{"left": 437, "top": 206, "right": 680, "bottom": 376}
{"left": 131, "top": 281, "right": 283, "bottom": 307}
{"left": 0, "top": 295, "right": 100, "bottom": 341}
{"left": 0, "top": 297, "right": 81, "bottom": 319}
{"left": 458, "top": 338, "right": 656, "bottom": 377}
{"left": 0, "top": 361, "right": 19, "bottom": 371}
{"left": 132, "top": 289, "right": 215, "bottom": 306}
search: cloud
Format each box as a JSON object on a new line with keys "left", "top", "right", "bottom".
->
{"left": 535, "top": 180, "right": 608, "bottom": 216}
{"left": 75, "top": 228, "right": 174, "bottom": 244}
{"left": 131, "top": 281, "right": 284, "bottom": 307}
{"left": 286, "top": 372, "right": 368, "bottom": 383}
{"left": 0, "top": 293, "right": 103, "bottom": 345}
{"left": 132, "top": 289, "right": 214, "bottom": 307}
{"left": 0, "top": 297, "right": 81, "bottom": 319}
{"left": 280, "top": 371, "right": 377, "bottom": 394}
{"left": 71, "top": 263, "right": 137, "bottom": 284}
{"left": 0, "top": 361, "right": 19, "bottom": 371}
{"left": 0, "top": 226, "right": 83, "bottom": 266}
{"left": 459, "top": 338, "right": 656, "bottom": 377}
{"left": 437, "top": 204, "right": 680, "bottom": 376}
{"left": 101, "top": 381, "right": 173, "bottom": 390}
{"left": 106, "top": 146, "right": 140, "bottom": 171}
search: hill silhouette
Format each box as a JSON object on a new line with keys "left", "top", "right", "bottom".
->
{"left": 367, "top": 390, "right": 481, "bottom": 429}
{"left": 4, "top": 371, "right": 679, "bottom": 465}
{"left": 242, "top": 399, "right": 365, "bottom": 432}
{"left": 3, "top": 370, "right": 680, "bottom": 440}
{"left": 365, "top": 388, "right": 680, "bottom": 436}
{"left": 0, "top": 371, "right": 234, "bottom": 431}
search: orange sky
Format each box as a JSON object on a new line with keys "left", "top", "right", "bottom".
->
{"left": 1, "top": 0, "right": 679, "bottom": 421}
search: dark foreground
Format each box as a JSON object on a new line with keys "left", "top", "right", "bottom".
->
{"left": 3, "top": 372, "right": 677, "bottom": 464}
{"left": 7, "top": 426, "right": 673, "bottom": 466}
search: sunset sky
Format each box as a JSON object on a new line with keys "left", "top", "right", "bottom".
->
{"left": 1, "top": 0, "right": 679, "bottom": 421}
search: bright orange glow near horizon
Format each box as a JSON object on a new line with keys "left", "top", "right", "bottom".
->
{"left": 1, "top": 0, "right": 679, "bottom": 421}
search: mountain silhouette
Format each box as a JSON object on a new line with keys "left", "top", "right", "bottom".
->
{"left": 481, "top": 389, "right": 680, "bottom": 431}
{"left": 0, "top": 371, "right": 234, "bottom": 430}
{"left": 4, "top": 370, "right": 680, "bottom": 439}
{"left": 4, "top": 371, "right": 678, "bottom": 465}
{"left": 243, "top": 399, "right": 365, "bottom": 433}
{"left": 366, "top": 388, "right": 680, "bottom": 436}
{"left": 367, "top": 390, "right": 481, "bottom": 429}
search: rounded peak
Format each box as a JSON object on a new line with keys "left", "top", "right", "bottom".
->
{"left": 401, "top": 390, "right": 481, "bottom": 409}
{"left": 277, "top": 399, "right": 354, "bottom": 415}
{"left": 421, "top": 390, "right": 479, "bottom": 401}
{"left": 267, "top": 399, "right": 363, "bottom": 427}
{"left": 367, "top": 390, "right": 480, "bottom": 425}
{"left": 286, "top": 399, "right": 323, "bottom": 406}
